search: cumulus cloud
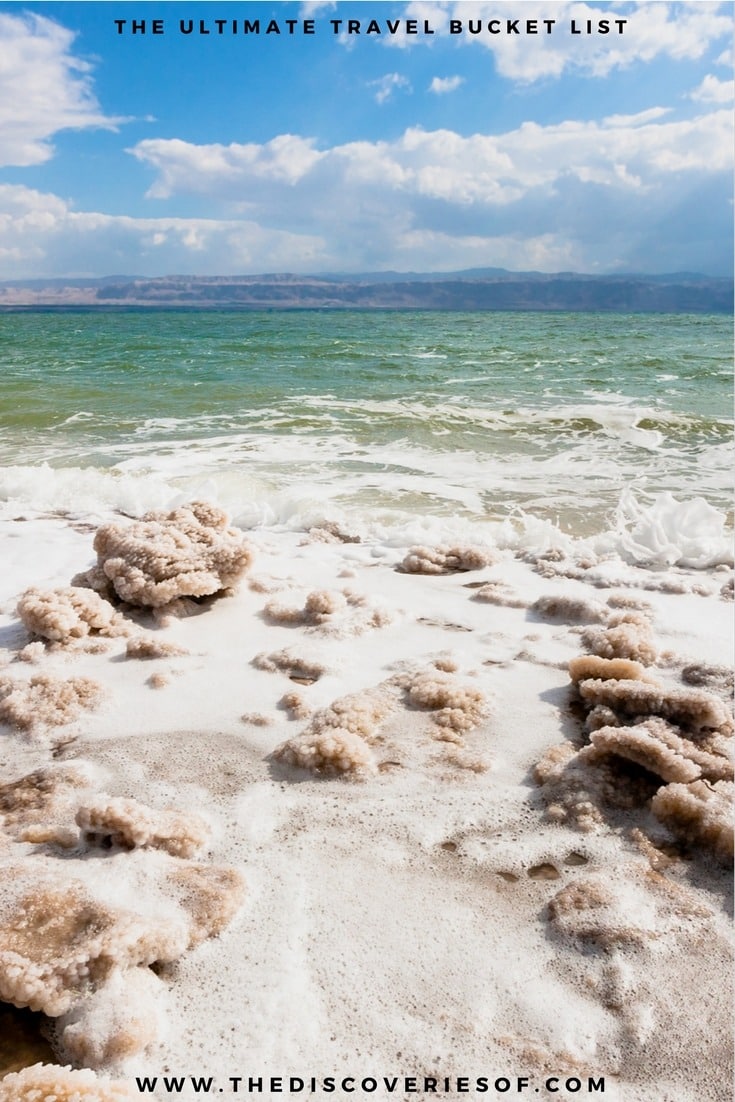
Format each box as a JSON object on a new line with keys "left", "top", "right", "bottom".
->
{"left": 0, "top": 12, "right": 122, "bottom": 167}
{"left": 119, "top": 109, "right": 734, "bottom": 273}
{"left": 394, "top": 1, "right": 733, "bottom": 82}
{"left": 690, "top": 74, "right": 735, "bottom": 103}
{"left": 429, "top": 75, "right": 464, "bottom": 94}
{"left": 131, "top": 110, "right": 733, "bottom": 208}
{"left": 0, "top": 184, "right": 329, "bottom": 278}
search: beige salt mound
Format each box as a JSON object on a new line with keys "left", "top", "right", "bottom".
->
{"left": 125, "top": 636, "right": 189, "bottom": 660}
{"left": 398, "top": 544, "right": 495, "bottom": 574}
{"left": 0, "top": 1063, "right": 137, "bottom": 1101}
{"left": 652, "top": 779, "right": 734, "bottom": 865}
{"left": 403, "top": 669, "right": 488, "bottom": 735}
{"left": 263, "top": 588, "right": 391, "bottom": 635}
{"left": 0, "top": 872, "right": 189, "bottom": 1016}
{"left": 534, "top": 741, "right": 658, "bottom": 832}
{"left": 273, "top": 726, "right": 377, "bottom": 777}
{"left": 82, "top": 501, "right": 252, "bottom": 608}
{"left": 577, "top": 677, "right": 732, "bottom": 735}
{"left": 0, "top": 673, "right": 102, "bottom": 734}
{"left": 582, "top": 718, "right": 733, "bottom": 786}
{"left": 568, "top": 655, "right": 654, "bottom": 685}
{"left": 76, "top": 797, "right": 210, "bottom": 859}
{"left": 581, "top": 611, "right": 657, "bottom": 665}
{"left": 273, "top": 685, "right": 397, "bottom": 777}
{"left": 16, "top": 586, "right": 128, "bottom": 645}
{"left": 252, "top": 648, "right": 326, "bottom": 683}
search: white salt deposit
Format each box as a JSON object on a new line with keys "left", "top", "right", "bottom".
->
{"left": 0, "top": 507, "right": 731, "bottom": 1101}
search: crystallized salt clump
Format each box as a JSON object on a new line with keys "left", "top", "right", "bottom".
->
{"left": 403, "top": 670, "right": 488, "bottom": 736}
{"left": 16, "top": 586, "right": 128, "bottom": 644}
{"left": 0, "top": 674, "right": 102, "bottom": 734}
{"left": 76, "top": 797, "right": 210, "bottom": 858}
{"left": 83, "top": 501, "right": 253, "bottom": 608}
{"left": 398, "top": 545, "right": 495, "bottom": 575}
{"left": 652, "top": 779, "right": 734, "bottom": 865}
{"left": 274, "top": 727, "right": 377, "bottom": 777}
{"left": 0, "top": 871, "right": 190, "bottom": 1016}
{"left": 124, "top": 635, "right": 189, "bottom": 659}
{"left": 273, "top": 687, "right": 396, "bottom": 777}
{"left": 264, "top": 588, "right": 391, "bottom": 636}
{"left": 0, "top": 1062, "right": 138, "bottom": 1101}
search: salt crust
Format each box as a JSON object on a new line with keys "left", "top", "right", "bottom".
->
{"left": 397, "top": 544, "right": 495, "bottom": 574}
{"left": 274, "top": 667, "right": 490, "bottom": 775}
{"left": 252, "top": 648, "right": 326, "bottom": 683}
{"left": 581, "top": 612, "right": 657, "bottom": 665}
{"left": 77, "top": 502, "right": 252, "bottom": 608}
{"left": 536, "top": 616, "right": 734, "bottom": 860}
{"left": 16, "top": 587, "right": 128, "bottom": 644}
{"left": 577, "top": 678, "right": 731, "bottom": 734}
{"left": 651, "top": 780, "right": 734, "bottom": 864}
{"left": 0, "top": 766, "right": 244, "bottom": 1066}
{"left": 0, "top": 673, "right": 102, "bottom": 734}
{"left": 402, "top": 670, "right": 488, "bottom": 735}
{"left": 76, "top": 797, "right": 210, "bottom": 858}
{"left": 263, "top": 587, "right": 391, "bottom": 636}
{"left": 0, "top": 1062, "right": 137, "bottom": 1101}
{"left": 273, "top": 687, "right": 393, "bottom": 777}
{"left": 547, "top": 867, "right": 710, "bottom": 950}
{"left": 531, "top": 595, "right": 608, "bottom": 623}
{"left": 124, "top": 636, "right": 189, "bottom": 660}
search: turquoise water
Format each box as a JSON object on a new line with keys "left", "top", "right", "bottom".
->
{"left": 0, "top": 310, "right": 731, "bottom": 537}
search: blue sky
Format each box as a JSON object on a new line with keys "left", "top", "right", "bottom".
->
{"left": 0, "top": 0, "right": 732, "bottom": 277}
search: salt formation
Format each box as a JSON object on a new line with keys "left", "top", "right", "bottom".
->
{"left": 16, "top": 586, "right": 128, "bottom": 644}
{"left": 76, "top": 797, "right": 210, "bottom": 858}
{"left": 0, "top": 867, "right": 189, "bottom": 1016}
{"left": 398, "top": 544, "right": 495, "bottom": 574}
{"left": 652, "top": 780, "right": 734, "bottom": 864}
{"left": 0, "top": 674, "right": 102, "bottom": 734}
{"left": 252, "top": 648, "right": 326, "bottom": 683}
{"left": 0, "top": 1063, "right": 137, "bottom": 1101}
{"left": 547, "top": 867, "right": 708, "bottom": 950}
{"left": 581, "top": 611, "right": 657, "bottom": 665}
{"left": 264, "top": 588, "right": 391, "bottom": 636}
{"left": 125, "top": 636, "right": 189, "bottom": 659}
{"left": 536, "top": 616, "right": 734, "bottom": 860}
{"left": 402, "top": 670, "right": 487, "bottom": 735}
{"left": 79, "top": 501, "right": 252, "bottom": 608}
{"left": 274, "top": 687, "right": 395, "bottom": 777}
{"left": 0, "top": 768, "right": 245, "bottom": 1067}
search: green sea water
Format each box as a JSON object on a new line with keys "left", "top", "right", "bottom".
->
{"left": 0, "top": 309, "right": 731, "bottom": 541}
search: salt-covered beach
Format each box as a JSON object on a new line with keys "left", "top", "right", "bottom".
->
{"left": 0, "top": 488, "right": 731, "bottom": 1101}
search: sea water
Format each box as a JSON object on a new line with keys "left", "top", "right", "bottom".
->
{"left": 0, "top": 309, "right": 731, "bottom": 564}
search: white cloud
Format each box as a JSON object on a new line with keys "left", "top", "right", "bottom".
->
{"left": 393, "top": 2, "right": 733, "bottom": 82}
{"left": 0, "top": 184, "right": 328, "bottom": 278}
{"left": 368, "top": 73, "right": 412, "bottom": 104}
{"left": 130, "top": 109, "right": 733, "bottom": 210}
{"left": 116, "top": 107, "right": 734, "bottom": 275}
{"left": 690, "top": 74, "right": 735, "bottom": 103}
{"left": 429, "top": 75, "right": 465, "bottom": 94}
{"left": 0, "top": 12, "right": 122, "bottom": 167}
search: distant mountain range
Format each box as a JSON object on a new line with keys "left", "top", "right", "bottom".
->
{"left": 0, "top": 269, "right": 731, "bottom": 312}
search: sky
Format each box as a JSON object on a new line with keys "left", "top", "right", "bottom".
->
{"left": 0, "top": 0, "right": 732, "bottom": 279}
